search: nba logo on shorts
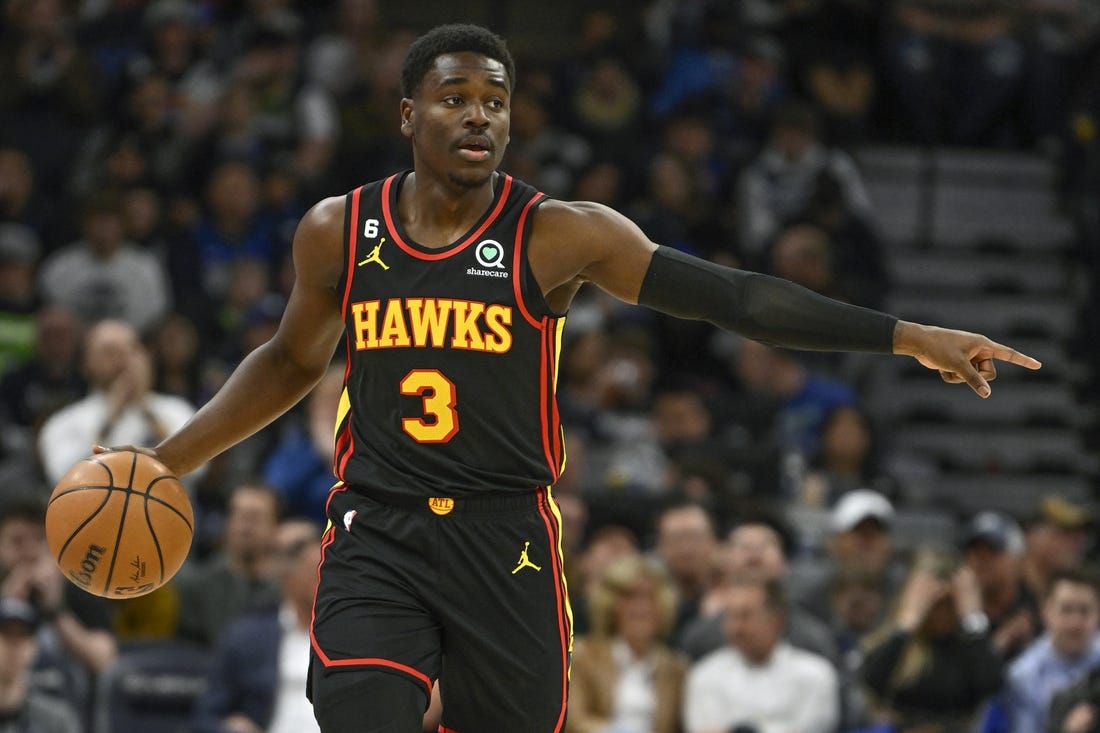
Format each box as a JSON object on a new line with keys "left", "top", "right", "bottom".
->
{"left": 343, "top": 509, "right": 358, "bottom": 531}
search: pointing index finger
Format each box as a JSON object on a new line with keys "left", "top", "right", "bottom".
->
{"left": 988, "top": 342, "right": 1042, "bottom": 370}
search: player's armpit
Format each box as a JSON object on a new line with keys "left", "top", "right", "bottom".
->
{"left": 637, "top": 245, "right": 897, "bottom": 353}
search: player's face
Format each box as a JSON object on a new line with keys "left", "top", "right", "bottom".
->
{"left": 401, "top": 52, "right": 511, "bottom": 190}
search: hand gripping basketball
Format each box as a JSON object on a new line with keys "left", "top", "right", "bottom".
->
{"left": 45, "top": 450, "right": 193, "bottom": 598}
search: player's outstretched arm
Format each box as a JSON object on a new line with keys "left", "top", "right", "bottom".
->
{"left": 529, "top": 201, "right": 1040, "bottom": 398}
{"left": 101, "top": 197, "right": 349, "bottom": 476}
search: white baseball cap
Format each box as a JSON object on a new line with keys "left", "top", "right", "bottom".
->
{"left": 831, "top": 489, "right": 895, "bottom": 532}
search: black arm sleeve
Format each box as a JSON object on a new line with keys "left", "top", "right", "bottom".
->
{"left": 637, "top": 245, "right": 898, "bottom": 353}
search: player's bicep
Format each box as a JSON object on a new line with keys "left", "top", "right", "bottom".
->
{"left": 532, "top": 201, "right": 657, "bottom": 304}
{"left": 270, "top": 197, "right": 347, "bottom": 367}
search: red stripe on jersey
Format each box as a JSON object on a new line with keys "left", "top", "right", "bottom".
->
{"left": 548, "top": 327, "right": 562, "bottom": 473}
{"left": 535, "top": 488, "right": 570, "bottom": 733}
{"left": 537, "top": 320, "right": 556, "bottom": 480}
{"left": 512, "top": 192, "right": 547, "bottom": 329}
{"left": 381, "top": 174, "right": 514, "bottom": 260}
{"left": 340, "top": 186, "right": 363, "bottom": 316}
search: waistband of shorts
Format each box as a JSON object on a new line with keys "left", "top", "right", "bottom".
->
{"left": 345, "top": 484, "right": 544, "bottom": 515}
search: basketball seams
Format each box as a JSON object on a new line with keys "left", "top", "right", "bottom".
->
{"left": 100, "top": 452, "right": 139, "bottom": 595}
{"left": 145, "top": 476, "right": 194, "bottom": 531}
{"left": 142, "top": 487, "right": 166, "bottom": 585}
{"left": 47, "top": 485, "right": 114, "bottom": 504}
{"left": 53, "top": 491, "right": 115, "bottom": 564}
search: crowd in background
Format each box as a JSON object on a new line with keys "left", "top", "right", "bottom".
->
{"left": 1, "top": 1, "right": 1099, "bottom": 732}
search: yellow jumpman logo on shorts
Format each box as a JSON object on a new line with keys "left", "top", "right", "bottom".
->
{"left": 358, "top": 238, "right": 390, "bottom": 270}
{"left": 511, "top": 541, "right": 542, "bottom": 574}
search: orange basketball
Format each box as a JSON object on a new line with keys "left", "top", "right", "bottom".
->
{"left": 45, "top": 450, "right": 193, "bottom": 599}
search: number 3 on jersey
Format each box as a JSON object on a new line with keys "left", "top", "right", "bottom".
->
{"left": 400, "top": 369, "right": 459, "bottom": 443}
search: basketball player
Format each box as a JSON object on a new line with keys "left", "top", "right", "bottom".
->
{"left": 104, "top": 24, "right": 1040, "bottom": 732}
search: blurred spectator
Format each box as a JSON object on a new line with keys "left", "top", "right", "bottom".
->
{"left": 1022, "top": 496, "right": 1093, "bottom": 602}
{"left": 567, "top": 554, "right": 688, "bottom": 733}
{"left": 0, "top": 597, "right": 81, "bottom": 733}
{"left": 798, "top": 169, "right": 890, "bottom": 310}
{"left": 568, "top": 55, "right": 644, "bottom": 164}
{"left": 737, "top": 99, "right": 872, "bottom": 258}
{"left": 881, "top": 0, "right": 1025, "bottom": 146}
{"left": 575, "top": 331, "right": 666, "bottom": 495}
{"left": 961, "top": 511, "right": 1039, "bottom": 661}
{"left": 678, "top": 516, "right": 839, "bottom": 665}
{"left": 0, "top": 0, "right": 103, "bottom": 192}
{"left": 731, "top": 338, "right": 858, "bottom": 474}
{"left": 1004, "top": 566, "right": 1100, "bottom": 733}
{"left": 0, "top": 148, "right": 62, "bottom": 251}
{"left": 174, "top": 483, "right": 281, "bottom": 647}
{"left": 71, "top": 67, "right": 193, "bottom": 198}
{"left": 262, "top": 365, "right": 343, "bottom": 523}
{"left": 796, "top": 490, "right": 903, "bottom": 623}
{"left": 0, "top": 496, "right": 117, "bottom": 715}
{"left": 305, "top": 0, "right": 383, "bottom": 97}
{"left": 503, "top": 89, "right": 591, "bottom": 199}
{"left": 861, "top": 546, "right": 1003, "bottom": 732}
{"left": 128, "top": 0, "right": 222, "bottom": 138}
{"left": 0, "top": 224, "right": 41, "bottom": 376}
{"left": 655, "top": 500, "right": 718, "bottom": 638}
{"left": 767, "top": 222, "right": 841, "bottom": 300}
{"left": 628, "top": 152, "right": 714, "bottom": 259}
{"left": 1048, "top": 665, "right": 1100, "bottom": 733}
{"left": 36, "top": 319, "right": 194, "bottom": 485}
{"left": 147, "top": 312, "right": 204, "bottom": 406}
{"left": 231, "top": 11, "right": 337, "bottom": 183}
{"left": 0, "top": 306, "right": 85, "bottom": 480}
{"left": 327, "top": 29, "right": 415, "bottom": 193}
{"left": 37, "top": 193, "right": 171, "bottom": 333}
{"left": 190, "top": 518, "right": 324, "bottom": 733}
{"left": 649, "top": 385, "right": 729, "bottom": 504}
{"left": 828, "top": 568, "right": 888, "bottom": 731}
{"left": 569, "top": 524, "right": 640, "bottom": 637}
{"left": 799, "top": 405, "right": 897, "bottom": 508}
{"left": 192, "top": 161, "right": 280, "bottom": 304}
{"left": 682, "top": 576, "right": 839, "bottom": 733}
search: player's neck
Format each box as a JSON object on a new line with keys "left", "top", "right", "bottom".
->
{"left": 398, "top": 170, "right": 496, "bottom": 248}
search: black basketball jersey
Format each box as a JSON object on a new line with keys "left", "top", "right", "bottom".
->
{"left": 333, "top": 171, "right": 565, "bottom": 497}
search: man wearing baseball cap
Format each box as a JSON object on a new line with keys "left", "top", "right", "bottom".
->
{"left": 960, "top": 511, "right": 1038, "bottom": 661}
{"left": 0, "top": 597, "right": 81, "bottom": 733}
{"left": 1022, "top": 495, "right": 1093, "bottom": 602}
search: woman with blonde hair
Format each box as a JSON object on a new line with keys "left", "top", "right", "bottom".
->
{"left": 567, "top": 554, "right": 689, "bottom": 733}
{"left": 860, "top": 545, "right": 1004, "bottom": 733}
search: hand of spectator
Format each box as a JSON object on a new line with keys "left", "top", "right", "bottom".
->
{"left": 28, "top": 554, "right": 64, "bottom": 616}
{"left": 951, "top": 566, "right": 983, "bottom": 617}
{"left": 0, "top": 563, "right": 35, "bottom": 600}
{"left": 896, "top": 570, "right": 949, "bottom": 632}
{"left": 221, "top": 714, "right": 264, "bottom": 733}
{"left": 991, "top": 609, "right": 1035, "bottom": 656}
{"left": 1062, "top": 702, "right": 1096, "bottom": 733}
{"left": 893, "top": 322, "right": 1041, "bottom": 398}
{"left": 104, "top": 347, "right": 154, "bottom": 414}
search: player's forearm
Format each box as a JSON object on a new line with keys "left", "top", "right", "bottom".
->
{"left": 637, "top": 245, "right": 897, "bottom": 352}
{"left": 155, "top": 339, "right": 329, "bottom": 476}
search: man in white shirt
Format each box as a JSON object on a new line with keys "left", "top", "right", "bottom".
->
{"left": 683, "top": 576, "right": 838, "bottom": 733}
{"left": 37, "top": 319, "right": 195, "bottom": 485}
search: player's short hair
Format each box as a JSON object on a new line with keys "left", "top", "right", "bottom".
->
{"left": 401, "top": 23, "right": 515, "bottom": 98}
{"left": 1045, "top": 565, "right": 1100, "bottom": 602}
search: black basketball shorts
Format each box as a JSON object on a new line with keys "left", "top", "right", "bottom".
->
{"left": 309, "top": 483, "right": 573, "bottom": 732}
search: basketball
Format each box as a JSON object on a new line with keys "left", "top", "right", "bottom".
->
{"left": 45, "top": 450, "right": 193, "bottom": 599}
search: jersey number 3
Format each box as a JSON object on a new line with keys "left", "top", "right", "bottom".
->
{"left": 400, "top": 369, "right": 459, "bottom": 443}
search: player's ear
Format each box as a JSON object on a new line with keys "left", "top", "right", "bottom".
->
{"left": 400, "top": 98, "right": 414, "bottom": 138}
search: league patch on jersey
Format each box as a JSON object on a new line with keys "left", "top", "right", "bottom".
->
{"left": 467, "top": 239, "right": 509, "bottom": 279}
